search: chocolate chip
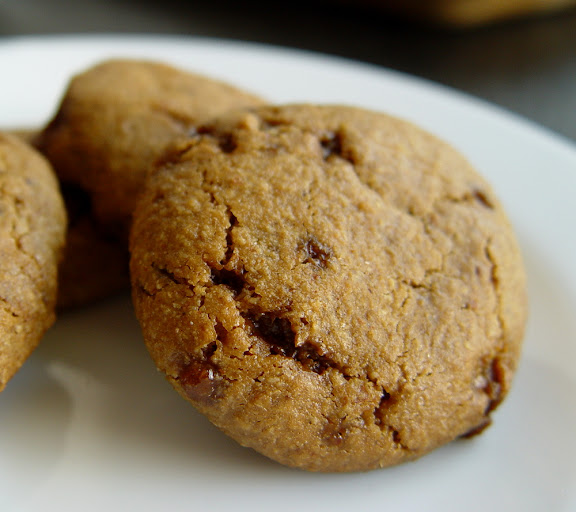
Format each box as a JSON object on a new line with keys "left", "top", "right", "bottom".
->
{"left": 320, "top": 131, "right": 344, "bottom": 160}
{"left": 294, "top": 342, "right": 331, "bottom": 375}
{"left": 245, "top": 313, "right": 296, "bottom": 357}
{"left": 242, "top": 312, "right": 332, "bottom": 375}
{"left": 179, "top": 360, "right": 225, "bottom": 406}
{"left": 484, "top": 358, "right": 504, "bottom": 413}
{"left": 303, "top": 237, "right": 333, "bottom": 268}
{"left": 217, "top": 133, "right": 237, "bottom": 154}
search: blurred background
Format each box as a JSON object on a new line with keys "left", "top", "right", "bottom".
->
{"left": 1, "top": 0, "right": 575, "bottom": 142}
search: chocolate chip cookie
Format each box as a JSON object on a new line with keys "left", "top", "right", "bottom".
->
{"left": 9, "top": 129, "right": 129, "bottom": 310}
{"left": 33, "top": 59, "right": 264, "bottom": 308}
{"left": 0, "top": 133, "right": 66, "bottom": 391}
{"left": 56, "top": 183, "right": 129, "bottom": 309}
{"left": 130, "top": 105, "right": 527, "bottom": 471}
{"left": 36, "top": 59, "right": 265, "bottom": 242}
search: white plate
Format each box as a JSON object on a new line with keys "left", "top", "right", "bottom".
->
{"left": 1, "top": 35, "right": 575, "bottom": 512}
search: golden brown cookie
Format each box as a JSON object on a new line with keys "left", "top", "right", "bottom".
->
{"left": 36, "top": 59, "right": 265, "bottom": 242}
{"left": 0, "top": 133, "right": 66, "bottom": 391}
{"left": 8, "top": 129, "right": 129, "bottom": 310}
{"left": 130, "top": 104, "right": 527, "bottom": 472}
{"left": 7, "top": 129, "right": 36, "bottom": 144}
{"left": 55, "top": 183, "right": 129, "bottom": 310}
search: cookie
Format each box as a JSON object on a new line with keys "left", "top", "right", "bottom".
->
{"left": 36, "top": 59, "right": 265, "bottom": 242}
{"left": 129, "top": 105, "right": 527, "bottom": 472}
{"left": 34, "top": 59, "right": 264, "bottom": 309}
{"left": 0, "top": 133, "right": 66, "bottom": 391}
{"left": 7, "top": 129, "right": 36, "bottom": 144}
{"left": 8, "top": 129, "right": 128, "bottom": 310}
{"left": 56, "top": 183, "right": 129, "bottom": 310}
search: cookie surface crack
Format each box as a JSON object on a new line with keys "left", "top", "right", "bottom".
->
{"left": 388, "top": 426, "right": 411, "bottom": 451}
{"left": 151, "top": 262, "right": 190, "bottom": 287}
{"left": 222, "top": 208, "right": 237, "bottom": 265}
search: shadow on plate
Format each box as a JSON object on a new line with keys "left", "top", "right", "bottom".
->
{"left": 0, "top": 356, "right": 72, "bottom": 509}
{"left": 1, "top": 294, "right": 280, "bottom": 473}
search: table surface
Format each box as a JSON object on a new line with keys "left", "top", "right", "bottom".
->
{"left": 1, "top": 0, "right": 575, "bottom": 144}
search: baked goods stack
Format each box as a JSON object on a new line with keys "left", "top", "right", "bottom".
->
{"left": 0, "top": 59, "right": 527, "bottom": 472}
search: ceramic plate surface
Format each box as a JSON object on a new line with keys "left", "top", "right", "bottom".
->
{"left": 0, "top": 35, "right": 575, "bottom": 512}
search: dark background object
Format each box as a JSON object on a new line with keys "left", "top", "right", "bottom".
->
{"left": 1, "top": 0, "right": 575, "bottom": 142}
